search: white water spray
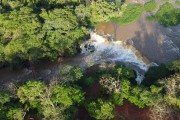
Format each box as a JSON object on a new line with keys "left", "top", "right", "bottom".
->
{"left": 81, "top": 32, "right": 152, "bottom": 83}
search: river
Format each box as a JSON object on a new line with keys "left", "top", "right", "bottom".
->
{"left": 0, "top": 12, "right": 180, "bottom": 87}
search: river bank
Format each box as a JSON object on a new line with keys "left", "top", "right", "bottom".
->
{"left": 0, "top": 1, "right": 180, "bottom": 87}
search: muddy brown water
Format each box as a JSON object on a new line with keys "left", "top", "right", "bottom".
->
{"left": 96, "top": 13, "right": 180, "bottom": 64}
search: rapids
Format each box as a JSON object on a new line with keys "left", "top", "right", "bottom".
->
{"left": 80, "top": 32, "right": 155, "bottom": 84}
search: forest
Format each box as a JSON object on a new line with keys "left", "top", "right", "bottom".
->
{"left": 0, "top": 0, "right": 180, "bottom": 120}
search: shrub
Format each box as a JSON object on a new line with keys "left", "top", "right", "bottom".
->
{"left": 175, "top": 1, "right": 180, "bottom": 5}
{"left": 144, "top": 0, "right": 158, "bottom": 12}
{"left": 162, "top": 0, "right": 170, "bottom": 2}
{"left": 112, "top": 4, "right": 144, "bottom": 25}
{"left": 148, "top": 3, "right": 180, "bottom": 26}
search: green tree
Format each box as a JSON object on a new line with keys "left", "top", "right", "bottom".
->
{"left": 40, "top": 8, "right": 87, "bottom": 59}
{"left": 90, "top": 1, "right": 117, "bottom": 25}
{"left": 87, "top": 99, "right": 115, "bottom": 120}
{"left": 111, "top": 80, "right": 131, "bottom": 105}
{"left": 128, "top": 86, "right": 150, "bottom": 108}
{"left": 17, "top": 81, "right": 67, "bottom": 120}
{"left": 17, "top": 81, "right": 46, "bottom": 108}
{"left": 6, "top": 107, "right": 25, "bottom": 120}
{"left": 75, "top": 4, "right": 91, "bottom": 26}
{"left": 159, "top": 74, "right": 180, "bottom": 108}
{"left": 0, "top": 7, "right": 42, "bottom": 63}
{"left": 52, "top": 85, "right": 85, "bottom": 107}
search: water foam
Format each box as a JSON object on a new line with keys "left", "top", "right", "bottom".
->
{"left": 81, "top": 32, "right": 150, "bottom": 83}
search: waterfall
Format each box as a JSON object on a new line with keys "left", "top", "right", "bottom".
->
{"left": 80, "top": 32, "right": 154, "bottom": 84}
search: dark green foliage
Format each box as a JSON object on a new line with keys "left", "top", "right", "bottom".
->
{"left": 63, "top": 106, "right": 78, "bottom": 120}
{"left": 148, "top": 4, "right": 180, "bottom": 26}
{"left": 87, "top": 99, "right": 115, "bottom": 119}
{"left": 0, "top": 89, "right": 13, "bottom": 119}
{"left": 83, "top": 77, "right": 96, "bottom": 86}
{"left": 0, "top": 89, "right": 12, "bottom": 106}
{"left": 142, "top": 64, "right": 172, "bottom": 86}
{"left": 112, "top": 4, "right": 144, "bottom": 25}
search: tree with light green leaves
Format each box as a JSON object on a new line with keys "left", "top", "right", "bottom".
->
{"left": 6, "top": 106, "right": 25, "bottom": 120}
{"left": 90, "top": 1, "right": 117, "bottom": 25}
{"left": 17, "top": 80, "right": 85, "bottom": 119}
{"left": 52, "top": 85, "right": 85, "bottom": 107}
{"left": 111, "top": 80, "right": 131, "bottom": 105}
{"left": 87, "top": 99, "right": 115, "bottom": 120}
{"left": 17, "top": 81, "right": 46, "bottom": 108}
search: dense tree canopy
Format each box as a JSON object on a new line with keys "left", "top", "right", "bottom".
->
{"left": 0, "top": 0, "right": 180, "bottom": 119}
{"left": 0, "top": 1, "right": 89, "bottom": 65}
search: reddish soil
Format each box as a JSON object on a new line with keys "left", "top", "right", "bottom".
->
{"left": 76, "top": 82, "right": 101, "bottom": 120}
{"left": 114, "top": 101, "right": 150, "bottom": 120}
{"left": 76, "top": 107, "right": 93, "bottom": 120}
{"left": 85, "top": 82, "right": 101, "bottom": 99}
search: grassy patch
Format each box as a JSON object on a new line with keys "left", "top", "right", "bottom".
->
{"left": 148, "top": 3, "right": 180, "bottom": 26}
{"left": 111, "top": 4, "right": 144, "bottom": 25}
{"left": 175, "top": 1, "right": 180, "bottom": 5}
{"left": 144, "top": 0, "right": 158, "bottom": 12}
{"left": 162, "top": 0, "right": 170, "bottom": 2}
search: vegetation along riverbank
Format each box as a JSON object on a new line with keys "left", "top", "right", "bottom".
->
{"left": 0, "top": 0, "right": 180, "bottom": 119}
